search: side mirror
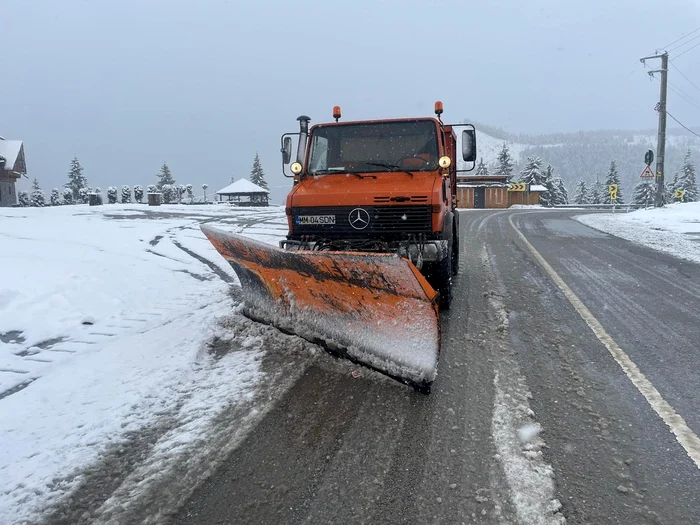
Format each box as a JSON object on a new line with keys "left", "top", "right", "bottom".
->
{"left": 281, "top": 136, "right": 292, "bottom": 164}
{"left": 462, "top": 127, "right": 476, "bottom": 162}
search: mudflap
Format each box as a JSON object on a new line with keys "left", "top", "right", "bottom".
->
{"left": 201, "top": 225, "right": 440, "bottom": 391}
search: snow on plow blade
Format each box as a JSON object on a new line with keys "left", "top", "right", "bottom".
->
{"left": 201, "top": 225, "right": 440, "bottom": 390}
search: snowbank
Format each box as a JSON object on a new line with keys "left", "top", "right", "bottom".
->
{"left": 0, "top": 204, "right": 289, "bottom": 523}
{"left": 576, "top": 202, "right": 700, "bottom": 264}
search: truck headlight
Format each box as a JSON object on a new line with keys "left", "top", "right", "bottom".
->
{"left": 290, "top": 162, "right": 303, "bottom": 174}
{"left": 439, "top": 156, "right": 451, "bottom": 168}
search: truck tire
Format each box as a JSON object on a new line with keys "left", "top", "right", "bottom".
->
{"left": 436, "top": 247, "right": 453, "bottom": 310}
{"left": 451, "top": 224, "right": 459, "bottom": 276}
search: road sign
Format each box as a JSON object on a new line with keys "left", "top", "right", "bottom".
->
{"left": 675, "top": 189, "right": 685, "bottom": 200}
{"left": 608, "top": 184, "right": 619, "bottom": 200}
{"left": 640, "top": 165, "right": 654, "bottom": 178}
{"left": 645, "top": 149, "right": 654, "bottom": 166}
{"left": 508, "top": 183, "right": 526, "bottom": 192}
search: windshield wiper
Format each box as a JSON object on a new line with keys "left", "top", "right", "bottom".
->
{"left": 313, "top": 168, "right": 365, "bottom": 179}
{"left": 364, "top": 162, "right": 413, "bottom": 177}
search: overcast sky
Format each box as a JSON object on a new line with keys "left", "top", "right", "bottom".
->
{"left": 2, "top": 0, "right": 699, "bottom": 203}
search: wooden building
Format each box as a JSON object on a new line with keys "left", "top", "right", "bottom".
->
{"left": 0, "top": 139, "right": 26, "bottom": 207}
{"left": 456, "top": 176, "right": 546, "bottom": 209}
{"left": 216, "top": 178, "right": 269, "bottom": 206}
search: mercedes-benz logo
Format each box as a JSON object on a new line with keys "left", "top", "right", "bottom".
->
{"left": 348, "top": 208, "right": 370, "bottom": 230}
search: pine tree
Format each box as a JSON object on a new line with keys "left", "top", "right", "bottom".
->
{"left": 186, "top": 184, "right": 194, "bottom": 203}
{"left": 540, "top": 165, "right": 555, "bottom": 206}
{"left": 18, "top": 191, "right": 30, "bottom": 207}
{"left": 677, "top": 148, "right": 698, "bottom": 202}
{"left": 107, "top": 186, "right": 118, "bottom": 204}
{"left": 147, "top": 184, "right": 157, "bottom": 194}
{"left": 573, "top": 180, "right": 589, "bottom": 204}
{"left": 590, "top": 178, "right": 604, "bottom": 204}
{"left": 134, "top": 185, "right": 144, "bottom": 203}
{"left": 31, "top": 179, "right": 45, "bottom": 207}
{"left": 519, "top": 157, "right": 544, "bottom": 186}
{"left": 603, "top": 160, "right": 624, "bottom": 204}
{"left": 50, "top": 188, "right": 61, "bottom": 206}
{"left": 632, "top": 181, "right": 655, "bottom": 208}
{"left": 121, "top": 185, "right": 131, "bottom": 203}
{"left": 62, "top": 188, "right": 73, "bottom": 205}
{"left": 475, "top": 158, "right": 489, "bottom": 177}
{"left": 555, "top": 177, "right": 569, "bottom": 204}
{"left": 64, "top": 157, "right": 88, "bottom": 201}
{"left": 78, "top": 187, "right": 89, "bottom": 204}
{"left": 156, "top": 162, "right": 175, "bottom": 189}
{"left": 495, "top": 142, "right": 514, "bottom": 181}
{"left": 249, "top": 153, "right": 268, "bottom": 189}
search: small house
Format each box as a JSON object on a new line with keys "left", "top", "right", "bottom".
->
{"left": 216, "top": 179, "right": 269, "bottom": 206}
{"left": 0, "top": 139, "right": 26, "bottom": 207}
{"left": 457, "top": 176, "right": 547, "bottom": 208}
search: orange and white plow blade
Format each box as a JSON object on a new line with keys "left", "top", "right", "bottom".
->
{"left": 201, "top": 225, "right": 440, "bottom": 389}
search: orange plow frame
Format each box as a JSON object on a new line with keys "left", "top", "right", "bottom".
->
{"left": 201, "top": 225, "right": 441, "bottom": 391}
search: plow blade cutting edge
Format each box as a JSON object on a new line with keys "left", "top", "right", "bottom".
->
{"left": 201, "top": 225, "right": 440, "bottom": 391}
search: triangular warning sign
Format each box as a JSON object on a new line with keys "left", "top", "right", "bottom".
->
{"left": 640, "top": 165, "right": 655, "bottom": 178}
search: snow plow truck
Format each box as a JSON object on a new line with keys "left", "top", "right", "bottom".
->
{"left": 202, "top": 102, "right": 476, "bottom": 392}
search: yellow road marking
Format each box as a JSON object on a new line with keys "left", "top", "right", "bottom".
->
{"left": 509, "top": 213, "right": 700, "bottom": 469}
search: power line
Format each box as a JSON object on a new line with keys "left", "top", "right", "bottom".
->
{"left": 666, "top": 110, "right": 700, "bottom": 139}
{"left": 668, "top": 84, "right": 700, "bottom": 112}
{"left": 649, "top": 73, "right": 700, "bottom": 112}
{"left": 672, "top": 40, "right": 700, "bottom": 61}
{"left": 670, "top": 62, "right": 700, "bottom": 95}
{"left": 669, "top": 79, "right": 700, "bottom": 103}
{"left": 660, "top": 26, "right": 700, "bottom": 50}
{"left": 667, "top": 32, "right": 700, "bottom": 53}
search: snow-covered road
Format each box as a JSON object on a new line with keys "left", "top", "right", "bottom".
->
{"left": 0, "top": 204, "right": 302, "bottom": 524}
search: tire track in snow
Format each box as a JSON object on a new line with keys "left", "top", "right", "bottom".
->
{"left": 479, "top": 245, "right": 566, "bottom": 525}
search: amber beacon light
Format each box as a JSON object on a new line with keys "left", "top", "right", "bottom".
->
{"left": 434, "top": 101, "right": 443, "bottom": 115}
{"left": 333, "top": 106, "right": 342, "bottom": 122}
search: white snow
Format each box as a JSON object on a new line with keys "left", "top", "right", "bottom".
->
{"left": 0, "top": 139, "right": 24, "bottom": 172}
{"left": 576, "top": 202, "right": 700, "bottom": 264}
{"left": 0, "top": 203, "right": 291, "bottom": 523}
{"left": 215, "top": 178, "right": 270, "bottom": 195}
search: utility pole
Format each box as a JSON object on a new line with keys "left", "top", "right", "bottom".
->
{"left": 640, "top": 52, "right": 668, "bottom": 207}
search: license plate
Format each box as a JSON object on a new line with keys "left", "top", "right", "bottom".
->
{"left": 296, "top": 215, "right": 336, "bottom": 225}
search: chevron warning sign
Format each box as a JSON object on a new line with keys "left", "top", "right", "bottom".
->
{"left": 508, "top": 183, "right": 526, "bottom": 192}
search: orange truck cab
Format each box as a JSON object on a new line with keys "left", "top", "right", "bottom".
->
{"left": 279, "top": 102, "right": 476, "bottom": 308}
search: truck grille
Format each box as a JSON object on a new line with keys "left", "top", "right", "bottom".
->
{"left": 290, "top": 205, "right": 432, "bottom": 237}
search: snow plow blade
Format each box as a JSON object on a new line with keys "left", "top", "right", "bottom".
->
{"left": 201, "top": 225, "right": 440, "bottom": 391}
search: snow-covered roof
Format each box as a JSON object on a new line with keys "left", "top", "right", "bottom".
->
{"left": 530, "top": 184, "right": 547, "bottom": 192}
{"left": 216, "top": 178, "right": 269, "bottom": 195}
{"left": 0, "top": 139, "right": 26, "bottom": 173}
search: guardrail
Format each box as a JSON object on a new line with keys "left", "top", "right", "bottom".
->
{"left": 551, "top": 203, "right": 644, "bottom": 210}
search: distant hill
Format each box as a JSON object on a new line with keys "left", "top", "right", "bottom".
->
{"left": 469, "top": 121, "right": 700, "bottom": 195}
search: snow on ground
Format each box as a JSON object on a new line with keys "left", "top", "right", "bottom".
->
{"left": 576, "top": 202, "right": 700, "bottom": 264}
{"left": 0, "top": 203, "right": 293, "bottom": 523}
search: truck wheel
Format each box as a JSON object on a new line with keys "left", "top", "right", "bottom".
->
{"left": 451, "top": 229, "right": 459, "bottom": 276}
{"left": 436, "top": 248, "right": 453, "bottom": 310}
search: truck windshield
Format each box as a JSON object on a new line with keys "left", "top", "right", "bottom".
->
{"left": 307, "top": 120, "right": 439, "bottom": 175}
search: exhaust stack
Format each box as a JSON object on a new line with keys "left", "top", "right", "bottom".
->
{"left": 296, "top": 115, "right": 310, "bottom": 165}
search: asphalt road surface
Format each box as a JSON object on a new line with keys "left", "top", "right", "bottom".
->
{"left": 174, "top": 210, "right": 700, "bottom": 525}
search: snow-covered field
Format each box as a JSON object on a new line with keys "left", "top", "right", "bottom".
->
{"left": 0, "top": 203, "right": 301, "bottom": 523}
{"left": 577, "top": 202, "right": 700, "bottom": 264}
